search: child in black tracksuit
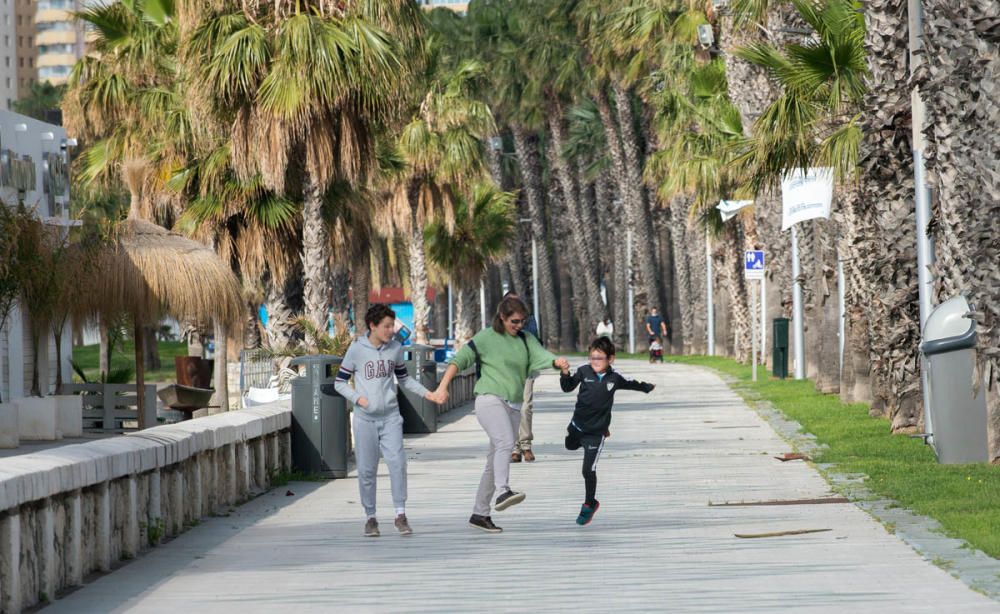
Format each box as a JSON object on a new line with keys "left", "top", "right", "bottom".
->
{"left": 560, "top": 336, "right": 655, "bottom": 525}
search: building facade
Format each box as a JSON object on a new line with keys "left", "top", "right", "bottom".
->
{"left": 34, "top": 0, "right": 83, "bottom": 86}
{"left": 15, "top": 0, "right": 36, "bottom": 100}
{"left": 0, "top": 109, "right": 72, "bottom": 402}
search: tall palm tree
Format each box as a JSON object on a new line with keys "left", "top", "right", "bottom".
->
{"left": 182, "top": 1, "right": 416, "bottom": 341}
{"left": 425, "top": 184, "right": 517, "bottom": 344}
{"left": 912, "top": 0, "right": 1000, "bottom": 456}
{"left": 467, "top": 0, "right": 562, "bottom": 348}
{"left": 391, "top": 27, "right": 497, "bottom": 342}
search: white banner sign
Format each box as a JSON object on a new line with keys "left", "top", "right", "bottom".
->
{"left": 781, "top": 168, "right": 833, "bottom": 230}
{"left": 717, "top": 199, "right": 754, "bottom": 222}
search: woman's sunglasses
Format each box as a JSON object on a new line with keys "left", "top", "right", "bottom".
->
{"left": 508, "top": 318, "right": 525, "bottom": 325}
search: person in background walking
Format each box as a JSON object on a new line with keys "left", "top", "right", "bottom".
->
{"left": 434, "top": 296, "right": 569, "bottom": 533}
{"left": 506, "top": 291, "right": 540, "bottom": 463}
{"left": 332, "top": 304, "right": 446, "bottom": 538}
{"left": 596, "top": 318, "right": 614, "bottom": 338}
{"left": 560, "top": 337, "right": 655, "bottom": 525}
{"left": 645, "top": 308, "right": 668, "bottom": 348}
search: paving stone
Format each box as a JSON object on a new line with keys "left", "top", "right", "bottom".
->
{"left": 44, "top": 361, "right": 1000, "bottom": 613}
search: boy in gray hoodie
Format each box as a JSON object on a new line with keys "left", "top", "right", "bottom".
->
{"left": 333, "top": 304, "right": 444, "bottom": 537}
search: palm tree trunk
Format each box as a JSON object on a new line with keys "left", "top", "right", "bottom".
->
{"left": 330, "top": 265, "right": 351, "bottom": 331}
{"left": 454, "top": 285, "right": 476, "bottom": 346}
{"left": 546, "top": 111, "right": 605, "bottom": 330}
{"left": 351, "top": 251, "right": 371, "bottom": 335}
{"left": 511, "top": 125, "right": 559, "bottom": 348}
{"left": 99, "top": 318, "right": 110, "bottom": 380}
{"left": 720, "top": 230, "right": 752, "bottom": 362}
{"left": 143, "top": 326, "right": 161, "bottom": 371}
{"left": 302, "top": 172, "right": 331, "bottom": 347}
{"left": 557, "top": 249, "right": 576, "bottom": 353}
{"left": 611, "top": 81, "right": 661, "bottom": 316}
{"left": 264, "top": 272, "right": 300, "bottom": 353}
{"left": 244, "top": 301, "right": 262, "bottom": 350}
{"left": 211, "top": 319, "right": 228, "bottom": 414}
{"left": 407, "top": 180, "right": 431, "bottom": 345}
{"left": 134, "top": 320, "right": 147, "bottom": 429}
{"left": 669, "top": 203, "right": 694, "bottom": 354}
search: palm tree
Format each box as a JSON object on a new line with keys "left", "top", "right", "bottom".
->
{"left": 389, "top": 11, "right": 497, "bottom": 342}
{"left": 466, "top": 0, "right": 562, "bottom": 348}
{"left": 908, "top": 0, "right": 1000, "bottom": 458}
{"left": 571, "top": 0, "right": 667, "bottom": 331}
{"left": 182, "top": 1, "right": 417, "bottom": 342}
{"left": 519, "top": 3, "right": 607, "bottom": 335}
{"left": 425, "top": 184, "right": 517, "bottom": 343}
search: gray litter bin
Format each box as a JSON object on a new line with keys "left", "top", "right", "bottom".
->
{"left": 920, "top": 295, "right": 989, "bottom": 464}
{"left": 290, "top": 354, "right": 349, "bottom": 477}
{"left": 398, "top": 344, "right": 438, "bottom": 433}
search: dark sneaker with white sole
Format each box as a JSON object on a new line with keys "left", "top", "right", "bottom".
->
{"left": 394, "top": 514, "right": 413, "bottom": 536}
{"left": 364, "top": 518, "right": 380, "bottom": 537}
{"left": 468, "top": 514, "right": 502, "bottom": 533}
{"left": 494, "top": 489, "right": 526, "bottom": 511}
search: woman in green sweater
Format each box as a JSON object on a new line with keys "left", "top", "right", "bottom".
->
{"left": 435, "top": 296, "right": 569, "bottom": 533}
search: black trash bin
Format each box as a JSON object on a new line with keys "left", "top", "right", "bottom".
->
{"left": 398, "top": 344, "right": 438, "bottom": 433}
{"left": 772, "top": 318, "right": 789, "bottom": 379}
{"left": 289, "top": 355, "right": 349, "bottom": 478}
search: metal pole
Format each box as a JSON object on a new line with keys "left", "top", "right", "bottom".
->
{"left": 751, "top": 280, "right": 758, "bottom": 382}
{"left": 838, "top": 259, "right": 846, "bottom": 381}
{"left": 627, "top": 229, "right": 635, "bottom": 354}
{"left": 761, "top": 274, "right": 767, "bottom": 365}
{"left": 791, "top": 225, "right": 805, "bottom": 379}
{"left": 908, "top": 0, "right": 935, "bottom": 443}
{"left": 706, "top": 228, "right": 715, "bottom": 356}
{"left": 447, "top": 284, "right": 454, "bottom": 340}
{"left": 532, "top": 236, "right": 540, "bottom": 339}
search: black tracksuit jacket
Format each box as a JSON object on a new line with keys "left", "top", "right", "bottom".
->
{"left": 560, "top": 365, "right": 654, "bottom": 435}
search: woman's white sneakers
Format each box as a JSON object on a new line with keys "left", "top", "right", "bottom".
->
{"left": 494, "top": 489, "right": 526, "bottom": 511}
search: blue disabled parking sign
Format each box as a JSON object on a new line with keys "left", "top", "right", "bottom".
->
{"left": 745, "top": 250, "right": 765, "bottom": 279}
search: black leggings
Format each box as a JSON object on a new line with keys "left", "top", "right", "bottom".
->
{"left": 565, "top": 427, "right": 605, "bottom": 506}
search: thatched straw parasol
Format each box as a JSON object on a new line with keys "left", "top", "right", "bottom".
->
{"left": 88, "top": 214, "right": 243, "bottom": 429}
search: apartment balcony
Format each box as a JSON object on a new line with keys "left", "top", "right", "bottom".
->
{"left": 36, "top": 53, "right": 77, "bottom": 68}
{"left": 34, "top": 9, "right": 72, "bottom": 24}
{"left": 36, "top": 30, "right": 78, "bottom": 46}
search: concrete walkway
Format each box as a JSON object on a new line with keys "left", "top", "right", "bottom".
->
{"left": 49, "top": 361, "right": 1000, "bottom": 613}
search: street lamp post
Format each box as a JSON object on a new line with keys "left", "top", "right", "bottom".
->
{"left": 908, "top": 0, "right": 936, "bottom": 443}
{"left": 627, "top": 228, "right": 635, "bottom": 354}
{"left": 518, "top": 218, "right": 540, "bottom": 339}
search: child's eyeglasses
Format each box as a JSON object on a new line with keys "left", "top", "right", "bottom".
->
{"left": 508, "top": 318, "right": 525, "bottom": 325}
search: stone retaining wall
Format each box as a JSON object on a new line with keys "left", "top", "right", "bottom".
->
{"left": 0, "top": 404, "right": 291, "bottom": 613}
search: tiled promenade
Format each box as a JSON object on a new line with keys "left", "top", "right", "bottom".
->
{"left": 49, "top": 361, "right": 1000, "bottom": 613}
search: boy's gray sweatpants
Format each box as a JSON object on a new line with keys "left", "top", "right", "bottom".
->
{"left": 353, "top": 412, "right": 406, "bottom": 517}
{"left": 473, "top": 394, "right": 521, "bottom": 516}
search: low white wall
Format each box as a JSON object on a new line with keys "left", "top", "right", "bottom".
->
{"left": 0, "top": 402, "right": 292, "bottom": 613}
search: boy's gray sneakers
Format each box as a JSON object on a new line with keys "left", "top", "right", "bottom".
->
{"left": 469, "top": 514, "right": 502, "bottom": 533}
{"left": 394, "top": 514, "right": 413, "bottom": 535}
{"left": 494, "top": 489, "right": 526, "bottom": 511}
{"left": 364, "top": 518, "right": 380, "bottom": 537}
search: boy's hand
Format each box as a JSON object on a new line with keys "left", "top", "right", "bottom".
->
{"left": 604, "top": 429, "right": 611, "bottom": 439}
{"left": 640, "top": 383, "right": 655, "bottom": 393}
{"left": 358, "top": 397, "right": 370, "bottom": 408}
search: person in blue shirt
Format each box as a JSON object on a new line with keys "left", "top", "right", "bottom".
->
{"left": 559, "top": 336, "right": 654, "bottom": 525}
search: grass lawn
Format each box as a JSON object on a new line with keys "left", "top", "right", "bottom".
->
{"left": 72, "top": 341, "right": 189, "bottom": 383}
{"left": 668, "top": 355, "right": 1000, "bottom": 559}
